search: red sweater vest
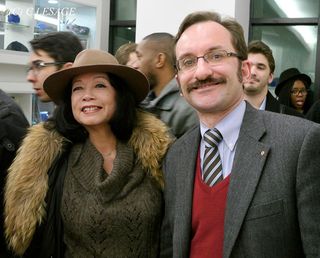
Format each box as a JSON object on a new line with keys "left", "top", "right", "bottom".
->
{"left": 189, "top": 153, "right": 230, "bottom": 258}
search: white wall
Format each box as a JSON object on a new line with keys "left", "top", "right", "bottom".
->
{"left": 136, "top": 0, "right": 250, "bottom": 43}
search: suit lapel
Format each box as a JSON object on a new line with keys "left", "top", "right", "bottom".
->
{"left": 175, "top": 127, "right": 200, "bottom": 256}
{"left": 223, "top": 104, "right": 270, "bottom": 258}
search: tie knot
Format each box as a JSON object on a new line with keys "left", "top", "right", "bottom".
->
{"left": 204, "top": 128, "right": 223, "bottom": 148}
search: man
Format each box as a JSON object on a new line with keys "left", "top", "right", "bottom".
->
{"left": 243, "top": 40, "right": 303, "bottom": 117}
{"left": 136, "top": 32, "right": 197, "bottom": 138}
{"left": 160, "top": 11, "right": 320, "bottom": 258}
{"left": 27, "top": 31, "right": 83, "bottom": 103}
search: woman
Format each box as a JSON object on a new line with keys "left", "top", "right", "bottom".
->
{"left": 4, "top": 49, "right": 173, "bottom": 258}
{"left": 275, "top": 67, "right": 313, "bottom": 115}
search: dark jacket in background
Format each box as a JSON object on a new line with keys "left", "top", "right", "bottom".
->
{"left": 306, "top": 99, "right": 320, "bottom": 123}
{"left": 0, "top": 89, "right": 29, "bottom": 127}
{"left": 140, "top": 79, "right": 198, "bottom": 138}
{"left": 0, "top": 120, "right": 27, "bottom": 258}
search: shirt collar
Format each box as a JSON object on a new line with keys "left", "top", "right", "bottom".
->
{"left": 259, "top": 96, "right": 267, "bottom": 110}
{"left": 200, "top": 100, "right": 246, "bottom": 151}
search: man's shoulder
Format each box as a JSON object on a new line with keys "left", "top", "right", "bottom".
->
{"left": 254, "top": 106, "right": 318, "bottom": 136}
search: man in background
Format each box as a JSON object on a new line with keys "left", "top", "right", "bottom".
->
{"left": 27, "top": 31, "right": 83, "bottom": 103}
{"left": 243, "top": 40, "right": 303, "bottom": 117}
{"left": 136, "top": 32, "right": 197, "bottom": 138}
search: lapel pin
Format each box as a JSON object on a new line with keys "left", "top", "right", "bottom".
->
{"left": 261, "top": 150, "right": 265, "bottom": 156}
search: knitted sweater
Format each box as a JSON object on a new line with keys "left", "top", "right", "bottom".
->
{"left": 5, "top": 110, "right": 173, "bottom": 256}
{"left": 62, "top": 139, "right": 162, "bottom": 258}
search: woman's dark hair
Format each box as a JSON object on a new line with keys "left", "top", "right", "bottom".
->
{"left": 277, "top": 78, "right": 314, "bottom": 114}
{"left": 45, "top": 73, "right": 137, "bottom": 143}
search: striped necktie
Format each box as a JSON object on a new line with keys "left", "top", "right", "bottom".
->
{"left": 202, "top": 128, "right": 223, "bottom": 186}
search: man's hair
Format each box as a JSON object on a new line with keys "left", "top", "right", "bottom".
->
{"left": 248, "top": 40, "right": 275, "bottom": 74}
{"left": 46, "top": 74, "right": 137, "bottom": 143}
{"left": 175, "top": 11, "right": 247, "bottom": 61}
{"left": 142, "top": 32, "right": 176, "bottom": 68}
{"left": 115, "top": 42, "right": 137, "bottom": 65}
{"left": 29, "top": 31, "right": 83, "bottom": 68}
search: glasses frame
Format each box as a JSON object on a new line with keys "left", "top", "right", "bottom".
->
{"left": 176, "top": 49, "right": 241, "bottom": 72}
{"left": 290, "top": 88, "right": 308, "bottom": 96}
{"left": 26, "top": 61, "right": 66, "bottom": 75}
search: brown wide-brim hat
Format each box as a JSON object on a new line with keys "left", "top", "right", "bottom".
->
{"left": 44, "top": 49, "right": 149, "bottom": 105}
{"left": 275, "top": 67, "right": 311, "bottom": 96}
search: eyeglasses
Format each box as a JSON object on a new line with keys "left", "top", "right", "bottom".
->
{"left": 176, "top": 49, "right": 241, "bottom": 72}
{"left": 290, "top": 89, "right": 308, "bottom": 96}
{"left": 26, "top": 61, "right": 66, "bottom": 76}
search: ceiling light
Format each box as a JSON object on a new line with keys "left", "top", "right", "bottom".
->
{"left": 48, "top": 0, "right": 58, "bottom": 4}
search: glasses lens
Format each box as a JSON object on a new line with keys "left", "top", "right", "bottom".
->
{"left": 178, "top": 56, "right": 197, "bottom": 71}
{"left": 291, "top": 89, "right": 307, "bottom": 95}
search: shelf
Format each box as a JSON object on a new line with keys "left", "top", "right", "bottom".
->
{"left": 0, "top": 21, "right": 30, "bottom": 29}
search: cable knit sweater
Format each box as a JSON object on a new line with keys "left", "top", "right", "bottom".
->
{"left": 4, "top": 110, "right": 173, "bottom": 257}
{"left": 62, "top": 139, "right": 162, "bottom": 257}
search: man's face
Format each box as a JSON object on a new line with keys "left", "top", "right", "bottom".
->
{"left": 26, "top": 50, "right": 59, "bottom": 102}
{"left": 175, "top": 21, "right": 249, "bottom": 118}
{"left": 243, "top": 53, "right": 273, "bottom": 96}
{"left": 135, "top": 40, "right": 157, "bottom": 89}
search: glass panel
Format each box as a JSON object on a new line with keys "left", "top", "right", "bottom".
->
{"left": 252, "top": 0, "right": 319, "bottom": 18}
{"left": 0, "top": 0, "right": 96, "bottom": 51}
{"left": 114, "top": 0, "right": 136, "bottom": 20}
{"left": 110, "top": 26, "right": 135, "bottom": 54}
{"left": 251, "top": 25, "right": 317, "bottom": 92}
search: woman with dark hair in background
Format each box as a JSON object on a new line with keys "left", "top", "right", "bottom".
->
{"left": 4, "top": 49, "right": 172, "bottom": 258}
{"left": 275, "top": 68, "right": 313, "bottom": 115}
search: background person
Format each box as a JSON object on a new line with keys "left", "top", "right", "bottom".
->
{"left": 0, "top": 119, "right": 27, "bottom": 258}
{"left": 5, "top": 49, "right": 172, "bottom": 258}
{"left": 160, "top": 11, "right": 320, "bottom": 258}
{"left": 27, "top": 31, "right": 83, "bottom": 103}
{"left": 275, "top": 67, "right": 313, "bottom": 115}
{"left": 115, "top": 42, "right": 139, "bottom": 68}
{"left": 136, "top": 32, "right": 198, "bottom": 138}
{"left": 243, "top": 40, "right": 303, "bottom": 117}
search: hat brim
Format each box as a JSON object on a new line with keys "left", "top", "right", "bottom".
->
{"left": 275, "top": 73, "right": 311, "bottom": 96}
{"left": 44, "top": 64, "right": 149, "bottom": 105}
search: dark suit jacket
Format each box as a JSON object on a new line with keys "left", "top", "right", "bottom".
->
{"left": 265, "top": 91, "right": 304, "bottom": 118}
{"left": 160, "top": 103, "right": 320, "bottom": 258}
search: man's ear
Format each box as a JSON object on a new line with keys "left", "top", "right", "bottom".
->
{"left": 155, "top": 53, "right": 166, "bottom": 68}
{"left": 62, "top": 62, "right": 73, "bottom": 70}
{"left": 242, "top": 60, "right": 251, "bottom": 83}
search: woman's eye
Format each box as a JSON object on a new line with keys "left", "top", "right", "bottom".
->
{"left": 72, "top": 86, "right": 82, "bottom": 92}
{"left": 96, "top": 83, "right": 106, "bottom": 88}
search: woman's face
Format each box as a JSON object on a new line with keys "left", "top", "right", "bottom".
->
{"left": 290, "top": 79, "right": 308, "bottom": 112}
{"left": 71, "top": 72, "right": 117, "bottom": 131}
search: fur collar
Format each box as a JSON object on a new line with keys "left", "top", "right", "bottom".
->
{"left": 5, "top": 110, "right": 172, "bottom": 255}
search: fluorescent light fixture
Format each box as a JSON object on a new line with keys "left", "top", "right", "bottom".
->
{"left": 294, "top": 26, "right": 316, "bottom": 45}
{"left": 274, "top": 0, "right": 301, "bottom": 18}
{"left": 274, "top": 0, "right": 316, "bottom": 46}
{"left": 34, "top": 14, "right": 59, "bottom": 26}
{"left": 48, "top": 0, "right": 59, "bottom": 4}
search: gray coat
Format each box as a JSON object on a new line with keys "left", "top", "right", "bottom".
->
{"left": 160, "top": 103, "right": 320, "bottom": 258}
{"left": 140, "top": 79, "right": 198, "bottom": 138}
